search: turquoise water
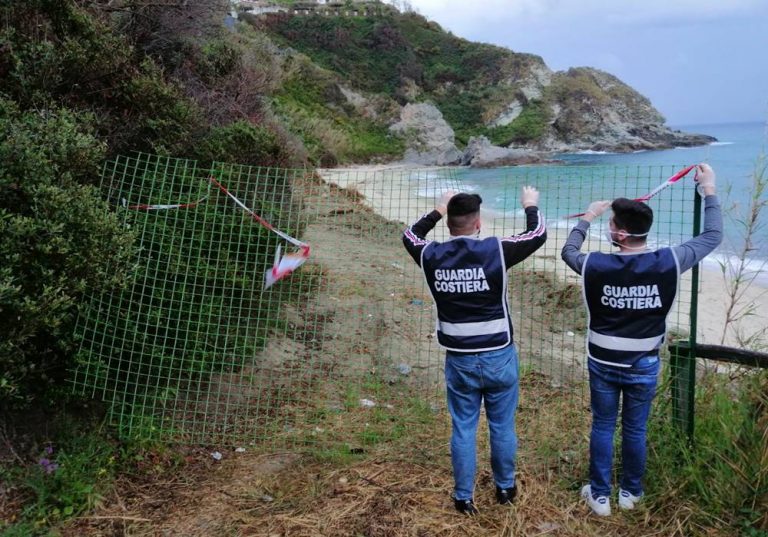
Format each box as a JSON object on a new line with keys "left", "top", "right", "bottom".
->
{"left": 556, "top": 121, "right": 768, "bottom": 259}
{"left": 557, "top": 121, "right": 767, "bottom": 199}
{"left": 415, "top": 121, "right": 767, "bottom": 280}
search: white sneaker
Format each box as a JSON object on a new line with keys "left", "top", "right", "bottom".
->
{"left": 618, "top": 488, "right": 643, "bottom": 510}
{"left": 581, "top": 484, "right": 611, "bottom": 516}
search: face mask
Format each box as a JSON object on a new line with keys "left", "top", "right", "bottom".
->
{"left": 604, "top": 229, "right": 649, "bottom": 249}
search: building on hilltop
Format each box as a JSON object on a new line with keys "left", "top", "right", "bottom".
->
{"left": 233, "top": 0, "right": 390, "bottom": 17}
{"left": 234, "top": 0, "right": 374, "bottom": 7}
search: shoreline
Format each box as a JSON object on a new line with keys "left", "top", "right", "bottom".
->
{"left": 318, "top": 164, "right": 768, "bottom": 350}
{"left": 324, "top": 133, "right": 726, "bottom": 171}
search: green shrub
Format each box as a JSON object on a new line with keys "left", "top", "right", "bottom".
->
{"left": 648, "top": 370, "right": 768, "bottom": 533}
{"left": 431, "top": 89, "right": 485, "bottom": 145}
{"left": 197, "top": 38, "right": 242, "bottom": 82}
{"left": 0, "top": 2, "right": 207, "bottom": 158}
{"left": 118, "top": 59, "right": 203, "bottom": 156}
{"left": 70, "top": 154, "right": 306, "bottom": 439}
{"left": 486, "top": 100, "right": 551, "bottom": 146}
{"left": 346, "top": 119, "right": 405, "bottom": 162}
{"left": 0, "top": 410, "right": 143, "bottom": 535}
{"left": 0, "top": 98, "right": 136, "bottom": 407}
{"left": 261, "top": 14, "right": 420, "bottom": 94}
{"left": 0, "top": 2, "right": 132, "bottom": 108}
{"left": 195, "top": 120, "right": 292, "bottom": 167}
{"left": 73, "top": 199, "right": 277, "bottom": 435}
{"left": 19, "top": 432, "right": 116, "bottom": 527}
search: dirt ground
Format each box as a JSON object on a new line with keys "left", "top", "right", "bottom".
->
{"left": 61, "top": 377, "right": 597, "bottom": 537}
{"left": 55, "top": 173, "right": 734, "bottom": 536}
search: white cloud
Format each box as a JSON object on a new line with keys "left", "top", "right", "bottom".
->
{"left": 401, "top": 0, "right": 768, "bottom": 124}
{"left": 584, "top": 51, "right": 624, "bottom": 73}
{"left": 408, "top": 0, "right": 766, "bottom": 29}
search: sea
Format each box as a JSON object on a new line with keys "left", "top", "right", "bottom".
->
{"left": 415, "top": 121, "right": 768, "bottom": 284}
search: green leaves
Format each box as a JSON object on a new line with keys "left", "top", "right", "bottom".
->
{"left": 486, "top": 100, "right": 552, "bottom": 146}
{"left": 14, "top": 427, "right": 117, "bottom": 528}
{"left": 0, "top": 98, "right": 135, "bottom": 408}
{"left": 197, "top": 120, "right": 290, "bottom": 168}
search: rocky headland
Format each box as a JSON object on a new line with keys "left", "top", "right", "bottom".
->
{"left": 384, "top": 67, "right": 715, "bottom": 167}
{"left": 253, "top": 5, "right": 716, "bottom": 167}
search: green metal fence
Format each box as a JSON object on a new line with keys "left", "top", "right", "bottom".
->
{"left": 73, "top": 154, "right": 702, "bottom": 447}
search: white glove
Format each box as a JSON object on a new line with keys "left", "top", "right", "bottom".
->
{"left": 585, "top": 200, "right": 611, "bottom": 219}
{"left": 521, "top": 185, "right": 539, "bottom": 208}
{"left": 694, "top": 163, "right": 716, "bottom": 197}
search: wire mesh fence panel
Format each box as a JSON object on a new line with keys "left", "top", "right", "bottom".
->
{"left": 327, "top": 163, "right": 700, "bottom": 456}
{"left": 73, "top": 156, "right": 700, "bottom": 450}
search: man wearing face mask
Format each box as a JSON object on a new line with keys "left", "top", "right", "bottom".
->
{"left": 403, "top": 187, "right": 546, "bottom": 515}
{"left": 561, "top": 163, "right": 722, "bottom": 516}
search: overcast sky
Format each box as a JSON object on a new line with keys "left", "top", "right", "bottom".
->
{"left": 401, "top": 0, "right": 768, "bottom": 126}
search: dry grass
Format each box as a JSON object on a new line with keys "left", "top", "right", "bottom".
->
{"left": 59, "top": 371, "right": 735, "bottom": 536}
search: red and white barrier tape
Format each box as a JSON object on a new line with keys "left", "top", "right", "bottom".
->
{"left": 123, "top": 177, "right": 311, "bottom": 289}
{"left": 207, "top": 176, "right": 311, "bottom": 289}
{"left": 564, "top": 164, "right": 697, "bottom": 219}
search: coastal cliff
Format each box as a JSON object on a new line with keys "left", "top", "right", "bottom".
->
{"left": 253, "top": 3, "right": 715, "bottom": 165}
{"left": 1, "top": 0, "right": 714, "bottom": 171}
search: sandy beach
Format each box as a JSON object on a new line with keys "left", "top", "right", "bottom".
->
{"left": 319, "top": 164, "right": 768, "bottom": 352}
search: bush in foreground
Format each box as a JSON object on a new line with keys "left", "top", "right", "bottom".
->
{"left": 0, "top": 98, "right": 136, "bottom": 407}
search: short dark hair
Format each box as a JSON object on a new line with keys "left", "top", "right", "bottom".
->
{"left": 611, "top": 197, "right": 653, "bottom": 235}
{"left": 447, "top": 193, "right": 482, "bottom": 230}
{"left": 447, "top": 193, "right": 482, "bottom": 217}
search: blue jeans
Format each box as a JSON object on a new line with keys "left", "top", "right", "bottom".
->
{"left": 588, "top": 356, "right": 660, "bottom": 498}
{"left": 445, "top": 345, "right": 519, "bottom": 501}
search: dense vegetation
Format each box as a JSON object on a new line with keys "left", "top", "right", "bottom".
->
{"left": 648, "top": 370, "right": 768, "bottom": 534}
{"left": 0, "top": 97, "right": 136, "bottom": 406}
{"left": 256, "top": 9, "right": 553, "bottom": 145}
{"left": 0, "top": 0, "right": 292, "bottom": 410}
{"left": 0, "top": 2, "right": 312, "bottom": 531}
{"left": 272, "top": 56, "right": 404, "bottom": 165}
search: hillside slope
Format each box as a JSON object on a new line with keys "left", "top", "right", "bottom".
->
{"left": 1, "top": 1, "right": 714, "bottom": 170}
{"left": 248, "top": 4, "right": 714, "bottom": 163}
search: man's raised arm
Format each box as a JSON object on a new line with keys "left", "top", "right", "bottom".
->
{"left": 673, "top": 164, "right": 723, "bottom": 273}
{"left": 403, "top": 191, "right": 455, "bottom": 266}
{"left": 500, "top": 186, "right": 548, "bottom": 268}
{"left": 561, "top": 200, "right": 611, "bottom": 275}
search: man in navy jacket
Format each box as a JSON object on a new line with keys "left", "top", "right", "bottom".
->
{"left": 561, "top": 163, "right": 721, "bottom": 516}
{"left": 403, "top": 187, "right": 546, "bottom": 515}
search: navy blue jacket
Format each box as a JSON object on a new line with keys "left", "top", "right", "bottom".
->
{"left": 403, "top": 207, "right": 546, "bottom": 352}
{"left": 561, "top": 195, "right": 722, "bottom": 368}
{"left": 583, "top": 249, "right": 679, "bottom": 367}
{"left": 422, "top": 237, "right": 510, "bottom": 351}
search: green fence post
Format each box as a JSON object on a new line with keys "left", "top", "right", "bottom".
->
{"left": 671, "top": 187, "right": 702, "bottom": 439}
{"left": 670, "top": 341, "right": 695, "bottom": 438}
